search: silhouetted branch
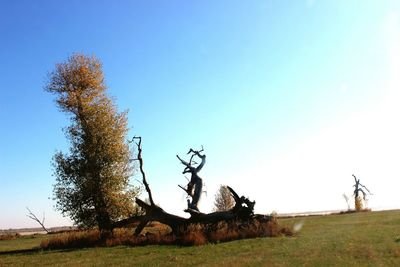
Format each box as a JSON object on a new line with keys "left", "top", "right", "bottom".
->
{"left": 359, "top": 184, "right": 372, "bottom": 195}
{"left": 130, "top": 136, "right": 154, "bottom": 206}
{"left": 352, "top": 174, "right": 372, "bottom": 197}
{"left": 352, "top": 174, "right": 357, "bottom": 184}
{"left": 26, "top": 207, "right": 49, "bottom": 233}
{"left": 178, "top": 184, "right": 191, "bottom": 195}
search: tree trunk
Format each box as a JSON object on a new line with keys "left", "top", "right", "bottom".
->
{"left": 113, "top": 186, "right": 256, "bottom": 235}
{"left": 114, "top": 139, "right": 258, "bottom": 235}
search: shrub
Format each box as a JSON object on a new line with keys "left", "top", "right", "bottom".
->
{"left": 0, "top": 233, "right": 21, "bottom": 241}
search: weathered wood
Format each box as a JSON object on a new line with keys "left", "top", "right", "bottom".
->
{"left": 176, "top": 147, "right": 205, "bottom": 212}
{"left": 112, "top": 139, "right": 257, "bottom": 235}
{"left": 114, "top": 187, "right": 255, "bottom": 235}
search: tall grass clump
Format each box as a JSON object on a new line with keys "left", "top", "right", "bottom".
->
{"left": 40, "top": 230, "right": 101, "bottom": 249}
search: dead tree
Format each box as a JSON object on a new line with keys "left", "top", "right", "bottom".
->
{"left": 112, "top": 138, "right": 257, "bottom": 236}
{"left": 352, "top": 174, "right": 371, "bottom": 200}
{"left": 177, "top": 147, "right": 205, "bottom": 212}
{"left": 342, "top": 193, "right": 350, "bottom": 210}
{"left": 352, "top": 174, "right": 372, "bottom": 211}
{"left": 26, "top": 207, "right": 49, "bottom": 233}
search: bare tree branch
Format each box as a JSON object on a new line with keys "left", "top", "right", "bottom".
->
{"left": 26, "top": 207, "right": 49, "bottom": 233}
{"left": 178, "top": 184, "right": 191, "bottom": 195}
{"left": 352, "top": 174, "right": 372, "bottom": 197}
{"left": 352, "top": 174, "right": 358, "bottom": 184}
{"left": 130, "top": 136, "right": 154, "bottom": 206}
{"left": 359, "top": 183, "right": 372, "bottom": 195}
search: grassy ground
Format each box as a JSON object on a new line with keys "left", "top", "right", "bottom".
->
{"left": 1, "top": 210, "right": 399, "bottom": 266}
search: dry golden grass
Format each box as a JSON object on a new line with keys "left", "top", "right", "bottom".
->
{"left": 40, "top": 230, "right": 100, "bottom": 249}
{"left": 40, "top": 218, "right": 291, "bottom": 249}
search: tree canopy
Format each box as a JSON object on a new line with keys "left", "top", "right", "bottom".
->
{"left": 45, "top": 54, "right": 139, "bottom": 230}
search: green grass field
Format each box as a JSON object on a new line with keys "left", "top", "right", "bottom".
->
{"left": 1, "top": 210, "right": 399, "bottom": 266}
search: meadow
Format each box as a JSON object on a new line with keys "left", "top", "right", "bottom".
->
{"left": 1, "top": 210, "right": 399, "bottom": 266}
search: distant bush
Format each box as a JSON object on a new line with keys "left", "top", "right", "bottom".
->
{"left": 0, "top": 233, "right": 21, "bottom": 241}
{"left": 40, "top": 217, "right": 292, "bottom": 249}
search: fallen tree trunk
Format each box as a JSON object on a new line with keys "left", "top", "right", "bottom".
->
{"left": 113, "top": 186, "right": 256, "bottom": 236}
{"left": 112, "top": 138, "right": 258, "bottom": 236}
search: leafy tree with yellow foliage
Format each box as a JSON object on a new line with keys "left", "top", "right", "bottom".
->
{"left": 45, "top": 54, "right": 139, "bottom": 231}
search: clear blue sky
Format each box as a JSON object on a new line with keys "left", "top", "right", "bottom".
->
{"left": 1, "top": 0, "right": 400, "bottom": 229}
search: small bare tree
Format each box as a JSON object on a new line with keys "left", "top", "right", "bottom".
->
{"left": 342, "top": 193, "right": 350, "bottom": 210}
{"left": 26, "top": 207, "right": 49, "bottom": 233}
{"left": 352, "top": 174, "right": 372, "bottom": 211}
{"left": 214, "top": 185, "right": 235, "bottom": 211}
